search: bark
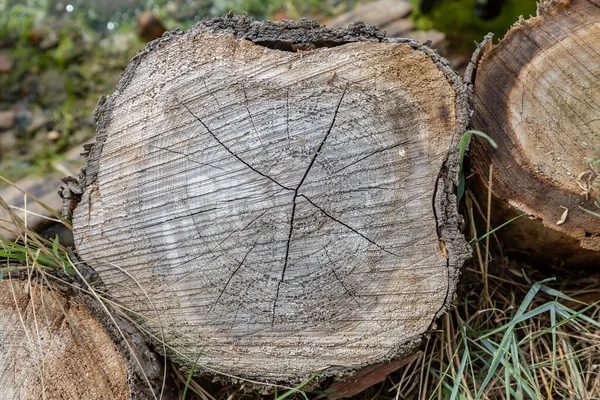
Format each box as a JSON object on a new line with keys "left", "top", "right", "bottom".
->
{"left": 467, "top": 0, "right": 600, "bottom": 266}
{"left": 64, "top": 15, "right": 470, "bottom": 384}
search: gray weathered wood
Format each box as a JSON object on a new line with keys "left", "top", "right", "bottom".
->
{"left": 66, "top": 15, "right": 470, "bottom": 383}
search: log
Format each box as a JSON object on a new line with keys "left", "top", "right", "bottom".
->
{"left": 467, "top": 0, "right": 600, "bottom": 266}
{"left": 0, "top": 277, "right": 170, "bottom": 399}
{"left": 65, "top": 15, "right": 470, "bottom": 384}
{"left": 0, "top": 279, "right": 129, "bottom": 399}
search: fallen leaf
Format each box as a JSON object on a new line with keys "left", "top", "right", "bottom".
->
{"left": 556, "top": 206, "right": 568, "bottom": 225}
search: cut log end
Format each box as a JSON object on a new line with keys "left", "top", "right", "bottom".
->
{"left": 469, "top": 0, "right": 600, "bottom": 264}
{"left": 68, "top": 15, "right": 470, "bottom": 383}
{"left": 0, "top": 280, "right": 130, "bottom": 399}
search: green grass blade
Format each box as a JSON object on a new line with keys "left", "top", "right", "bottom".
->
{"left": 469, "top": 214, "right": 527, "bottom": 245}
{"left": 52, "top": 235, "right": 60, "bottom": 259}
{"left": 579, "top": 206, "right": 600, "bottom": 218}
{"left": 549, "top": 304, "right": 557, "bottom": 394}
{"left": 275, "top": 370, "right": 320, "bottom": 400}
{"left": 475, "top": 282, "right": 542, "bottom": 398}
{"left": 537, "top": 284, "right": 579, "bottom": 302}
{"left": 181, "top": 351, "right": 202, "bottom": 400}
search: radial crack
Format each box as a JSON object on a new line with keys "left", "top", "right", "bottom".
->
{"left": 332, "top": 141, "right": 407, "bottom": 175}
{"left": 300, "top": 194, "right": 401, "bottom": 258}
{"left": 296, "top": 87, "right": 347, "bottom": 189}
{"left": 210, "top": 237, "right": 260, "bottom": 313}
{"left": 324, "top": 246, "right": 360, "bottom": 306}
{"left": 272, "top": 88, "right": 347, "bottom": 325}
{"left": 272, "top": 196, "right": 297, "bottom": 326}
{"left": 178, "top": 100, "right": 292, "bottom": 191}
{"left": 149, "top": 145, "right": 224, "bottom": 171}
{"left": 242, "top": 84, "right": 269, "bottom": 155}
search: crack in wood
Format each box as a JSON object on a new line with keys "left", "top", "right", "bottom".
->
{"left": 182, "top": 182, "right": 210, "bottom": 245}
{"left": 324, "top": 246, "right": 360, "bottom": 306}
{"left": 210, "top": 236, "right": 261, "bottom": 312}
{"left": 332, "top": 141, "right": 407, "bottom": 175}
{"left": 295, "top": 87, "right": 348, "bottom": 190}
{"left": 271, "top": 87, "right": 347, "bottom": 325}
{"left": 149, "top": 144, "right": 225, "bottom": 171}
{"left": 272, "top": 194, "right": 297, "bottom": 325}
{"left": 300, "top": 194, "right": 401, "bottom": 258}
{"left": 177, "top": 88, "right": 401, "bottom": 325}
{"left": 178, "top": 100, "right": 293, "bottom": 191}
{"left": 241, "top": 84, "right": 270, "bottom": 155}
{"left": 201, "top": 77, "right": 221, "bottom": 108}
{"left": 217, "top": 207, "right": 272, "bottom": 248}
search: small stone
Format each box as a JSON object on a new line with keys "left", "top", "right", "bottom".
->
{"left": 26, "top": 108, "right": 53, "bottom": 133}
{"left": 47, "top": 130, "right": 60, "bottom": 140}
{"left": 136, "top": 11, "right": 166, "bottom": 42}
{"left": 0, "top": 54, "right": 13, "bottom": 73}
{"left": 0, "top": 111, "right": 16, "bottom": 130}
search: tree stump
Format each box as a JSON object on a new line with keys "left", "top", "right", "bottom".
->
{"left": 66, "top": 15, "right": 470, "bottom": 383}
{"left": 468, "top": 0, "right": 600, "bottom": 266}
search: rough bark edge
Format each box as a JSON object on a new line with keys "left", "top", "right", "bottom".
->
{"left": 63, "top": 14, "right": 471, "bottom": 386}
{"left": 59, "top": 14, "right": 388, "bottom": 218}
{"left": 76, "top": 292, "right": 176, "bottom": 400}
{"left": 463, "top": 33, "right": 493, "bottom": 96}
{"left": 386, "top": 39, "right": 472, "bottom": 319}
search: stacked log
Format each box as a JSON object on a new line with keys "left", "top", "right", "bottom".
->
{"left": 2, "top": 0, "right": 597, "bottom": 396}
{"left": 467, "top": 0, "right": 600, "bottom": 266}
{"left": 63, "top": 15, "right": 470, "bottom": 383}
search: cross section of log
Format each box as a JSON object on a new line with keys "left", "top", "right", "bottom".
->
{"left": 0, "top": 280, "right": 129, "bottom": 399}
{"left": 66, "top": 15, "right": 470, "bottom": 383}
{"left": 468, "top": 0, "right": 600, "bottom": 265}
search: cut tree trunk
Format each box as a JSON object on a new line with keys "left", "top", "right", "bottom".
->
{"left": 64, "top": 15, "right": 470, "bottom": 384}
{"left": 0, "top": 278, "right": 129, "bottom": 399}
{"left": 467, "top": 0, "right": 600, "bottom": 266}
{"left": 0, "top": 277, "right": 171, "bottom": 399}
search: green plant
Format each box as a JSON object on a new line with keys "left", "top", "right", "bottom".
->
{"left": 0, "top": 176, "right": 74, "bottom": 281}
{"left": 430, "top": 279, "right": 600, "bottom": 399}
